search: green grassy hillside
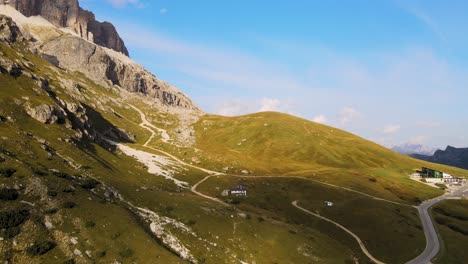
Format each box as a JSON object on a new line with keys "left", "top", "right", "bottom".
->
{"left": 197, "top": 175, "right": 426, "bottom": 263}
{"left": 0, "top": 41, "right": 359, "bottom": 263}
{"left": 432, "top": 199, "right": 468, "bottom": 264}
{"left": 2, "top": 25, "right": 468, "bottom": 264}
{"left": 190, "top": 113, "right": 467, "bottom": 204}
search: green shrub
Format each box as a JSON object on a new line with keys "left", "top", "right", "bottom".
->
{"left": 435, "top": 216, "right": 449, "bottom": 225}
{"left": 187, "top": 219, "right": 197, "bottom": 226}
{"left": 0, "top": 168, "right": 16, "bottom": 178}
{"left": 52, "top": 171, "right": 73, "bottom": 180}
{"left": 369, "top": 178, "right": 377, "bottom": 182}
{"left": 31, "top": 214, "right": 43, "bottom": 224}
{"left": 27, "top": 240, "right": 56, "bottom": 256}
{"left": 435, "top": 207, "right": 468, "bottom": 221}
{"left": 447, "top": 224, "right": 468, "bottom": 235}
{"left": 230, "top": 199, "right": 241, "bottom": 205}
{"left": 62, "top": 201, "right": 77, "bottom": 209}
{"left": 0, "top": 226, "right": 21, "bottom": 238}
{"left": 32, "top": 168, "right": 48, "bottom": 177}
{"left": 47, "top": 190, "right": 58, "bottom": 197}
{"left": 0, "top": 209, "right": 29, "bottom": 229}
{"left": 119, "top": 247, "right": 134, "bottom": 258}
{"left": 111, "top": 232, "right": 121, "bottom": 240}
{"left": 85, "top": 220, "right": 96, "bottom": 228}
{"left": 79, "top": 179, "right": 100, "bottom": 190}
{"left": 63, "top": 259, "right": 76, "bottom": 264}
{"left": 62, "top": 187, "right": 75, "bottom": 193}
{"left": 44, "top": 208, "right": 58, "bottom": 215}
{"left": 0, "top": 188, "right": 19, "bottom": 200}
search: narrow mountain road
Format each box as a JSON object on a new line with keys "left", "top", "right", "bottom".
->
{"left": 125, "top": 104, "right": 468, "bottom": 264}
{"left": 143, "top": 145, "right": 222, "bottom": 175}
{"left": 128, "top": 105, "right": 408, "bottom": 207}
{"left": 406, "top": 184, "right": 468, "bottom": 264}
{"left": 292, "top": 200, "right": 386, "bottom": 264}
{"left": 190, "top": 175, "right": 229, "bottom": 206}
{"left": 242, "top": 175, "right": 410, "bottom": 207}
{"left": 129, "top": 104, "right": 171, "bottom": 146}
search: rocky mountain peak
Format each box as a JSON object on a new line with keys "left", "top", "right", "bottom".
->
{"left": 1, "top": 0, "right": 129, "bottom": 56}
{"left": 0, "top": 3, "right": 201, "bottom": 112}
{"left": 390, "top": 143, "right": 438, "bottom": 156}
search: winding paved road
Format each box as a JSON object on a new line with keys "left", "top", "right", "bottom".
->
{"left": 407, "top": 184, "right": 468, "bottom": 264}
{"left": 127, "top": 104, "right": 468, "bottom": 264}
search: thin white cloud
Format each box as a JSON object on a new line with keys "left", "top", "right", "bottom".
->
{"left": 160, "top": 8, "right": 168, "bottom": 14}
{"left": 118, "top": 26, "right": 306, "bottom": 98}
{"left": 338, "top": 107, "right": 360, "bottom": 126}
{"left": 114, "top": 21, "right": 468, "bottom": 147}
{"left": 383, "top": 124, "right": 401, "bottom": 134}
{"left": 107, "top": 0, "right": 143, "bottom": 8}
{"left": 214, "top": 98, "right": 294, "bottom": 116}
{"left": 312, "top": 115, "right": 327, "bottom": 124}
{"left": 409, "top": 135, "right": 428, "bottom": 144}
{"left": 416, "top": 121, "right": 440, "bottom": 128}
{"left": 404, "top": 6, "right": 447, "bottom": 43}
{"left": 259, "top": 98, "right": 281, "bottom": 112}
{"left": 216, "top": 100, "right": 249, "bottom": 116}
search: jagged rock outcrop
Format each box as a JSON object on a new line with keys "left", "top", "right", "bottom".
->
{"left": 40, "top": 34, "right": 200, "bottom": 111}
{"left": 25, "top": 104, "right": 66, "bottom": 124}
{"left": 2, "top": 0, "right": 129, "bottom": 55}
{"left": 0, "top": 15, "right": 26, "bottom": 76}
{"left": 0, "top": 14, "right": 23, "bottom": 43}
{"left": 1, "top": 3, "right": 201, "bottom": 112}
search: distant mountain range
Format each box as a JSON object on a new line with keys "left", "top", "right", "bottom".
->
{"left": 390, "top": 143, "right": 439, "bottom": 156}
{"left": 411, "top": 146, "right": 468, "bottom": 170}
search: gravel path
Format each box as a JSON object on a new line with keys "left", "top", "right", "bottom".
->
{"left": 292, "top": 200, "right": 385, "bottom": 264}
{"left": 126, "top": 104, "right": 468, "bottom": 264}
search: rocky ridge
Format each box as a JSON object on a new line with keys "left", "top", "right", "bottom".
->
{"left": 391, "top": 143, "right": 438, "bottom": 156}
{"left": 0, "top": 4, "right": 202, "bottom": 113}
{"left": 40, "top": 34, "right": 199, "bottom": 111}
{"left": 1, "top": 0, "right": 128, "bottom": 55}
{"left": 0, "top": 15, "right": 134, "bottom": 146}
{"left": 411, "top": 146, "right": 468, "bottom": 170}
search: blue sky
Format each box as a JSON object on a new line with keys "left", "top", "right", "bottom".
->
{"left": 81, "top": 0, "right": 468, "bottom": 148}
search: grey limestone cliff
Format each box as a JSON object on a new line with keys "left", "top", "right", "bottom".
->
{"left": 1, "top": 0, "right": 129, "bottom": 55}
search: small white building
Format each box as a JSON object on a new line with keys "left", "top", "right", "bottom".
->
{"left": 325, "top": 201, "right": 334, "bottom": 207}
{"left": 443, "top": 173, "right": 463, "bottom": 184}
{"left": 229, "top": 185, "right": 247, "bottom": 196}
{"left": 443, "top": 173, "right": 453, "bottom": 179}
{"left": 425, "top": 178, "right": 444, "bottom": 184}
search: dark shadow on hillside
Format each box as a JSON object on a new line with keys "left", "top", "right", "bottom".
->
{"left": 71, "top": 103, "right": 135, "bottom": 170}
{"left": 81, "top": 103, "right": 134, "bottom": 144}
